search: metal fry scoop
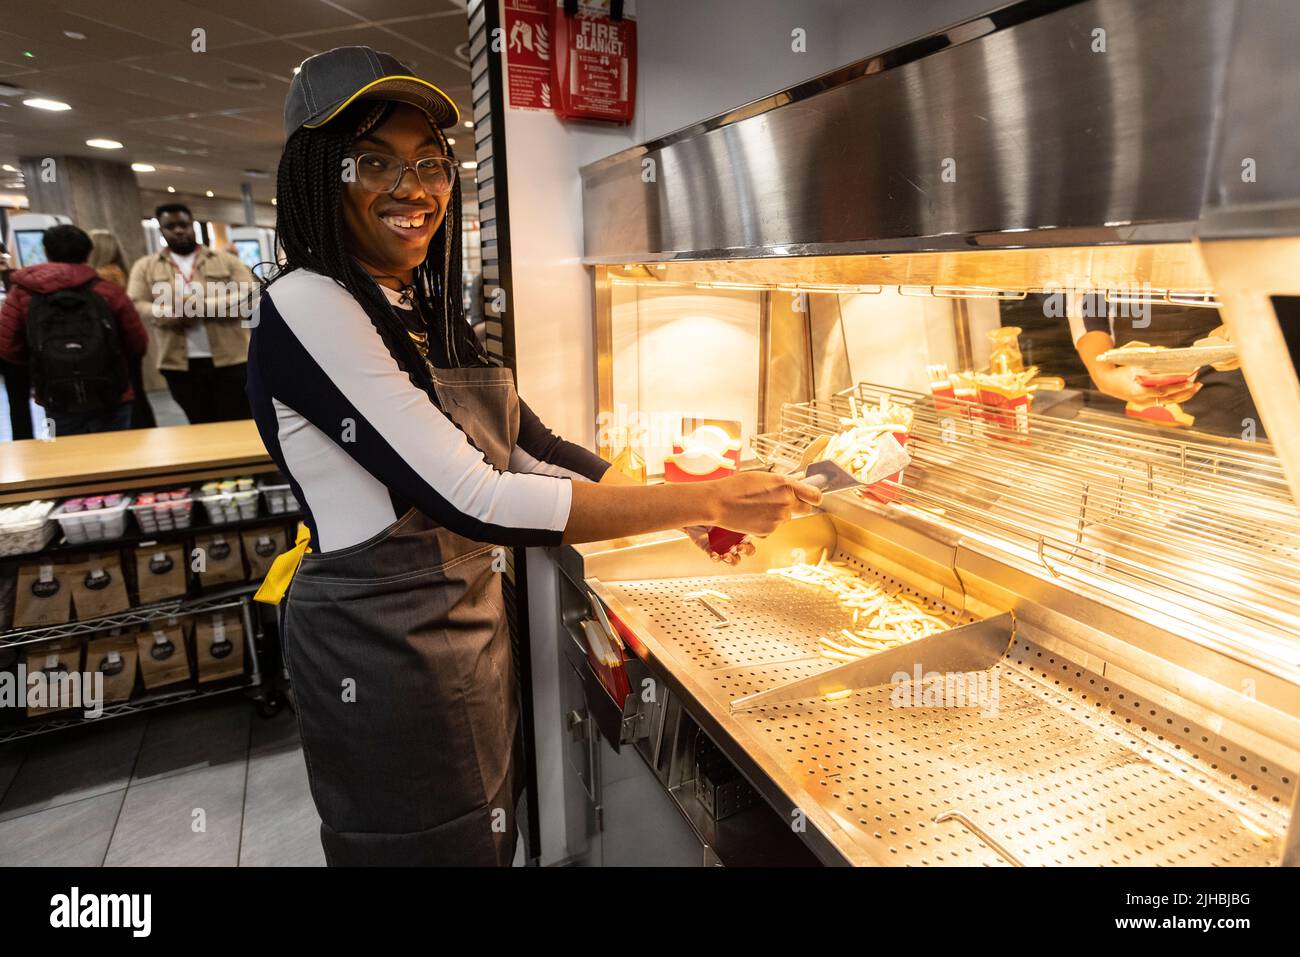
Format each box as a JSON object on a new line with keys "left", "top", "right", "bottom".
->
{"left": 803, "top": 433, "right": 912, "bottom": 493}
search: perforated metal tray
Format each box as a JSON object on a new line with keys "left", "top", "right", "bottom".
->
{"left": 598, "top": 553, "right": 1290, "bottom": 866}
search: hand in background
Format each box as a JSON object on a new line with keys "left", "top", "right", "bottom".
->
{"left": 1200, "top": 325, "right": 1241, "bottom": 372}
{"left": 1097, "top": 364, "right": 1203, "bottom": 404}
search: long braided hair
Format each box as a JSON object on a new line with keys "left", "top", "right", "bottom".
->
{"left": 270, "top": 99, "right": 489, "bottom": 401}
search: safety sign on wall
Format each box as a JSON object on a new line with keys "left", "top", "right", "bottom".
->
{"left": 503, "top": 0, "right": 552, "bottom": 111}
{"left": 501, "top": 0, "right": 636, "bottom": 123}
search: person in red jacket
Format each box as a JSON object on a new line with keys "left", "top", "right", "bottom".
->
{"left": 0, "top": 224, "right": 148, "bottom": 436}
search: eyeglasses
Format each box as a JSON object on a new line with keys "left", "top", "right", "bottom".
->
{"left": 348, "top": 152, "right": 457, "bottom": 195}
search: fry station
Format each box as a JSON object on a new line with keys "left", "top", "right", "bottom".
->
{"left": 541, "top": 0, "right": 1300, "bottom": 867}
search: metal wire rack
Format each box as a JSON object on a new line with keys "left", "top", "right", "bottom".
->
{"left": 752, "top": 382, "right": 1300, "bottom": 662}
{"left": 0, "top": 585, "right": 266, "bottom": 742}
{"left": 0, "top": 680, "right": 257, "bottom": 744}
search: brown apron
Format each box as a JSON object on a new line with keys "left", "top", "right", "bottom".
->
{"left": 282, "top": 364, "right": 523, "bottom": 866}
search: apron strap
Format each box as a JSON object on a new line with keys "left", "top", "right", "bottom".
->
{"left": 253, "top": 521, "right": 312, "bottom": 605}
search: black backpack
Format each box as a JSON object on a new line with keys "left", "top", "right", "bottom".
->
{"left": 26, "top": 279, "right": 127, "bottom": 414}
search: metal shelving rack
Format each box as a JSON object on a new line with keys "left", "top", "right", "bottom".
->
{"left": 0, "top": 584, "right": 267, "bottom": 744}
{"left": 1, "top": 504, "right": 302, "bottom": 743}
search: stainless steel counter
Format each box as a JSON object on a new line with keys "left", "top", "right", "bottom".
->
{"left": 556, "top": 504, "right": 1296, "bottom": 866}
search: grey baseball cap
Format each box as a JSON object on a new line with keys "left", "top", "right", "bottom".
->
{"left": 284, "top": 45, "right": 460, "bottom": 139}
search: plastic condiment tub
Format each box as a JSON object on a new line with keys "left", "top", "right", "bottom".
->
{"left": 0, "top": 500, "right": 58, "bottom": 556}
{"left": 52, "top": 496, "right": 134, "bottom": 544}
{"left": 257, "top": 481, "right": 300, "bottom": 515}
{"left": 130, "top": 490, "right": 194, "bottom": 534}
{"left": 197, "top": 489, "right": 261, "bottom": 525}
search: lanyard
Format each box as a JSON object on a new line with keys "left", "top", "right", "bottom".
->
{"left": 168, "top": 251, "right": 198, "bottom": 285}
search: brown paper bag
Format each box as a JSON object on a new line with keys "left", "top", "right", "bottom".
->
{"left": 25, "top": 638, "right": 84, "bottom": 717}
{"left": 13, "top": 560, "right": 74, "bottom": 627}
{"left": 70, "top": 553, "right": 131, "bottom": 620}
{"left": 192, "top": 533, "right": 246, "bottom": 588}
{"left": 240, "top": 526, "right": 286, "bottom": 579}
{"left": 194, "top": 611, "right": 245, "bottom": 683}
{"left": 136, "top": 617, "right": 192, "bottom": 690}
{"left": 134, "top": 542, "right": 187, "bottom": 605}
{"left": 87, "top": 631, "right": 139, "bottom": 704}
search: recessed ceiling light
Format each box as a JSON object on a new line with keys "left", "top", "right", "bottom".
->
{"left": 446, "top": 137, "right": 456, "bottom": 145}
{"left": 271, "top": 197, "right": 277, "bottom": 205}
{"left": 463, "top": 120, "right": 473, "bottom": 128}
{"left": 86, "top": 138, "right": 123, "bottom": 149}
{"left": 460, "top": 160, "right": 477, "bottom": 170}
{"left": 4, "top": 181, "right": 23, "bottom": 189}
{"left": 205, "top": 190, "right": 214, "bottom": 197}
{"left": 167, "top": 186, "right": 176, "bottom": 193}
{"left": 131, "top": 163, "right": 156, "bottom": 173}
{"left": 23, "top": 97, "right": 72, "bottom": 111}
{"left": 63, "top": 30, "right": 87, "bottom": 41}
{"left": 1, "top": 164, "right": 16, "bottom": 173}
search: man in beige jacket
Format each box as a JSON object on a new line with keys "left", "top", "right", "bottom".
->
{"left": 128, "top": 203, "right": 257, "bottom": 423}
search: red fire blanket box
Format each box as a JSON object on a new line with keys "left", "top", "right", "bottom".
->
{"left": 551, "top": 0, "right": 637, "bottom": 124}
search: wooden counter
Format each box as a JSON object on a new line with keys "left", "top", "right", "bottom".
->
{"left": 0, "top": 421, "right": 276, "bottom": 503}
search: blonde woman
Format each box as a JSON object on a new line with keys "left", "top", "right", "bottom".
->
{"left": 87, "top": 229, "right": 131, "bottom": 288}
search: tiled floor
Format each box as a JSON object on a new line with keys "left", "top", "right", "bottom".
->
{"left": 0, "top": 695, "right": 325, "bottom": 867}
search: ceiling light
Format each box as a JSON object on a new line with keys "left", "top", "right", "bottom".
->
{"left": 86, "top": 138, "right": 123, "bottom": 149}
{"left": 205, "top": 190, "right": 214, "bottom": 197}
{"left": 167, "top": 186, "right": 176, "bottom": 193}
{"left": 63, "top": 31, "right": 87, "bottom": 41}
{"left": 1, "top": 164, "right": 16, "bottom": 173}
{"left": 446, "top": 137, "right": 456, "bottom": 145}
{"left": 131, "top": 163, "right": 156, "bottom": 173}
{"left": 463, "top": 120, "right": 473, "bottom": 128}
{"left": 271, "top": 197, "right": 277, "bottom": 205}
{"left": 460, "top": 160, "right": 477, "bottom": 170}
{"left": 23, "top": 97, "right": 72, "bottom": 111}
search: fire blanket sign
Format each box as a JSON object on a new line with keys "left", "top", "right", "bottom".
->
{"left": 503, "top": 0, "right": 552, "bottom": 111}
{"left": 551, "top": 0, "right": 636, "bottom": 123}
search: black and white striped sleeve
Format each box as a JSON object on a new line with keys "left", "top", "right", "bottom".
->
{"left": 509, "top": 398, "right": 611, "bottom": 483}
{"left": 247, "top": 271, "right": 574, "bottom": 549}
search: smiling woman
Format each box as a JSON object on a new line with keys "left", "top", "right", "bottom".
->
{"left": 248, "top": 45, "right": 816, "bottom": 869}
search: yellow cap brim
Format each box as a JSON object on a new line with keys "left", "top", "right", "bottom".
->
{"left": 303, "top": 75, "right": 460, "bottom": 131}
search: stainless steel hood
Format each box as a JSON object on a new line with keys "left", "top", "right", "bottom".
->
{"left": 580, "top": 0, "right": 1299, "bottom": 263}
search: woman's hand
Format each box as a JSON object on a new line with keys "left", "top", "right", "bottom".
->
{"left": 565, "top": 466, "right": 821, "bottom": 546}
{"left": 711, "top": 471, "right": 823, "bottom": 536}
{"left": 683, "top": 524, "right": 756, "bottom": 565}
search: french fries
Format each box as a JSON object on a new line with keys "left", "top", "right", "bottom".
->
{"left": 767, "top": 551, "right": 950, "bottom": 660}
{"left": 823, "top": 404, "right": 910, "bottom": 483}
